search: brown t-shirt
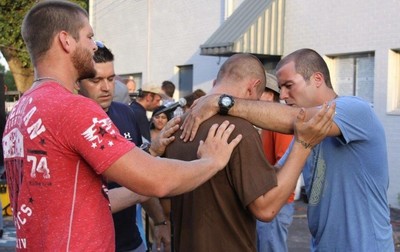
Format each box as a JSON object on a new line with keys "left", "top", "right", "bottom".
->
{"left": 165, "top": 115, "right": 277, "bottom": 252}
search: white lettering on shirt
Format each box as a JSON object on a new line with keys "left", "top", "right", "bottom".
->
{"left": 15, "top": 204, "right": 33, "bottom": 230}
{"left": 82, "top": 117, "right": 116, "bottom": 148}
{"left": 16, "top": 238, "right": 27, "bottom": 249}
{"left": 27, "top": 155, "right": 50, "bottom": 179}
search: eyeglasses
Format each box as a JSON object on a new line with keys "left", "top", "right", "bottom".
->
{"left": 95, "top": 40, "right": 105, "bottom": 48}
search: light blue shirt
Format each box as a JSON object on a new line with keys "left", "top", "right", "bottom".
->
{"left": 279, "top": 96, "right": 394, "bottom": 251}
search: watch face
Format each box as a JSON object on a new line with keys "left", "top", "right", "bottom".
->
{"left": 221, "top": 97, "right": 232, "bottom": 106}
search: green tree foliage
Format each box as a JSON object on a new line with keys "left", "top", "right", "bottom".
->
{"left": 4, "top": 70, "right": 17, "bottom": 91}
{"left": 0, "top": 66, "right": 16, "bottom": 92}
{"left": 0, "top": 0, "right": 88, "bottom": 92}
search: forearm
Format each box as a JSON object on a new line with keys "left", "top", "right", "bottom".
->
{"left": 144, "top": 198, "right": 172, "bottom": 251}
{"left": 156, "top": 157, "right": 222, "bottom": 196}
{"left": 229, "top": 99, "right": 299, "bottom": 133}
{"left": 108, "top": 187, "right": 149, "bottom": 213}
{"left": 250, "top": 142, "right": 310, "bottom": 221}
{"left": 270, "top": 143, "right": 309, "bottom": 208}
{"left": 104, "top": 149, "right": 222, "bottom": 198}
{"left": 142, "top": 198, "right": 166, "bottom": 223}
{"left": 105, "top": 121, "right": 240, "bottom": 198}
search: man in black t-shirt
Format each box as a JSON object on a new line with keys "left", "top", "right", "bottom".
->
{"left": 77, "top": 43, "right": 171, "bottom": 252}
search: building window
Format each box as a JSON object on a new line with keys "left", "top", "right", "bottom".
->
{"left": 388, "top": 50, "right": 400, "bottom": 114}
{"left": 119, "top": 73, "right": 142, "bottom": 91}
{"left": 178, "top": 65, "right": 193, "bottom": 98}
{"left": 328, "top": 53, "right": 375, "bottom": 104}
{"left": 260, "top": 56, "right": 281, "bottom": 74}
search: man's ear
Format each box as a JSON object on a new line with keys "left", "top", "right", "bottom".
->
{"left": 74, "top": 81, "right": 81, "bottom": 91}
{"left": 58, "top": 31, "right": 73, "bottom": 53}
{"left": 248, "top": 79, "right": 261, "bottom": 96}
{"left": 313, "top": 72, "right": 324, "bottom": 87}
{"left": 145, "top": 93, "right": 153, "bottom": 102}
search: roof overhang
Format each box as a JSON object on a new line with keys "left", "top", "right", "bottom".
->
{"left": 200, "top": 0, "right": 285, "bottom": 57}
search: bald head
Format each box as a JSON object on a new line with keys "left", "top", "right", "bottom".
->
{"left": 215, "top": 54, "right": 266, "bottom": 91}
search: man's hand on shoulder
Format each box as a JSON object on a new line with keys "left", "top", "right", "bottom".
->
{"left": 180, "top": 94, "right": 220, "bottom": 142}
{"left": 197, "top": 120, "right": 242, "bottom": 171}
{"left": 150, "top": 117, "right": 181, "bottom": 156}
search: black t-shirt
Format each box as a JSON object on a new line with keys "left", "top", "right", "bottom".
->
{"left": 107, "top": 102, "right": 143, "bottom": 251}
{"left": 129, "top": 100, "right": 151, "bottom": 142}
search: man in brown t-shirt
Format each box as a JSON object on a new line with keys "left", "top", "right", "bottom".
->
{"left": 165, "top": 54, "right": 335, "bottom": 252}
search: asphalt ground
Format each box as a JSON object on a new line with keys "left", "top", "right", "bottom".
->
{"left": 287, "top": 200, "right": 400, "bottom": 252}
{"left": 0, "top": 200, "right": 399, "bottom": 251}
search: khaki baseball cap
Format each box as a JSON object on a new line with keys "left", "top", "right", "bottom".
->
{"left": 265, "top": 72, "right": 280, "bottom": 94}
{"left": 141, "top": 84, "right": 168, "bottom": 99}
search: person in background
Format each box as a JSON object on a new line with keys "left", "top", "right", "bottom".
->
{"left": 161, "top": 81, "right": 175, "bottom": 105}
{"left": 126, "top": 76, "right": 137, "bottom": 95}
{"left": 182, "top": 89, "right": 206, "bottom": 112}
{"left": 180, "top": 48, "right": 393, "bottom": 251}
{"left": 77, "top": 43, "right": 171, "bottom": 252}
{"left": 113, "top": 78, "right": 131, "bottom": 105}
{"left": 129, "top": 84, "right": 170, "bottom": 249}
{"left": 256, "top": 73, "right": 294, "bottom": 252}
{"left": 129, "top": 85, "right": 167, "bottom": 143}
{"left": 2, "top": 1, "right": 242, "bottom": 250}
{"left": 147, "top": 105, "right": 173, "bottom": 251}
{"left": 150, "top": 106, "right": 172, "bottom": 141}
{"left": 164, "top": 53, "right": 335, "bottom": 252}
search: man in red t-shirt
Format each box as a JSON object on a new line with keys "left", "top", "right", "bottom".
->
{"left": 1, "top": 2, "right": 241, "bottom": 251}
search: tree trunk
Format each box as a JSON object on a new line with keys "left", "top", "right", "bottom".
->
{"left": 2, "top": 48, "right": 33, "bottom": 93}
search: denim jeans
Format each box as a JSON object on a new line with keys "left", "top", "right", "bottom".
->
{"left": 256, "top": 202, "right": 295, "bottom": 252}
{"left": 136, "top": 204, "right": 147, "bottom": 250}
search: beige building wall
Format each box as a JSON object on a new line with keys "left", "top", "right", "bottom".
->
{"left": 89, "top": 0, "right": 237, "bottom": 98}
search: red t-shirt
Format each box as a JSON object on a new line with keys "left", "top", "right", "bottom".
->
{"left": 2, "top": 82, "right": 134, "bottom": 251}
{"left": 261, "top": 130, "right": 295, "bottom": 202}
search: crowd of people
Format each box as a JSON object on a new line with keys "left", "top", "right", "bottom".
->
{"left": 1, "top": 1, "right": 395, "bottom": 252}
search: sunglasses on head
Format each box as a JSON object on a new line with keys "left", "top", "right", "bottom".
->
{"left": 95, "top": 40, "right": 105, "bottom": 48}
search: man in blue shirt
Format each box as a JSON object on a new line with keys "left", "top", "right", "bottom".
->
{"left": 181, "top": 48, "right": 394, "bottom": 251}
{"left": 276, "top": 49, "right": 393, "bottom": 251}
{"left": 77, "top": 43, "right": 171, "bottom": 252}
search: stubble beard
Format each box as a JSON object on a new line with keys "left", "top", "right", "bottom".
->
{"left": 72, "top": 46, "right": 96, "bottom": 81}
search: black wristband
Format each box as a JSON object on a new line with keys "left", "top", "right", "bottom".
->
{"left": 139, "top": 142, "right": 151, "bottom": 154}
{"left": 154, "top": 220, "right": 167, "bottom": 226}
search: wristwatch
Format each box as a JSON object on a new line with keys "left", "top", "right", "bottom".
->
{"left": 218, "top": 94, "right": 235, "bottom": 115}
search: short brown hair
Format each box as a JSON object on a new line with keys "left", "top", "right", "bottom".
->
{"left": 276, "top": 48, "right": 333, "bottom": 88}
{"left": 216, "top": 53, "right": 266, "bottom": 95}
{"left": 184, "top": 89, "right": 206, "bottom": 108}
{"left": 22, "top": 1, "right": 88, "bottom": 64}
{"left": 161, "top": 81, "right": 175, "bottom": 98}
